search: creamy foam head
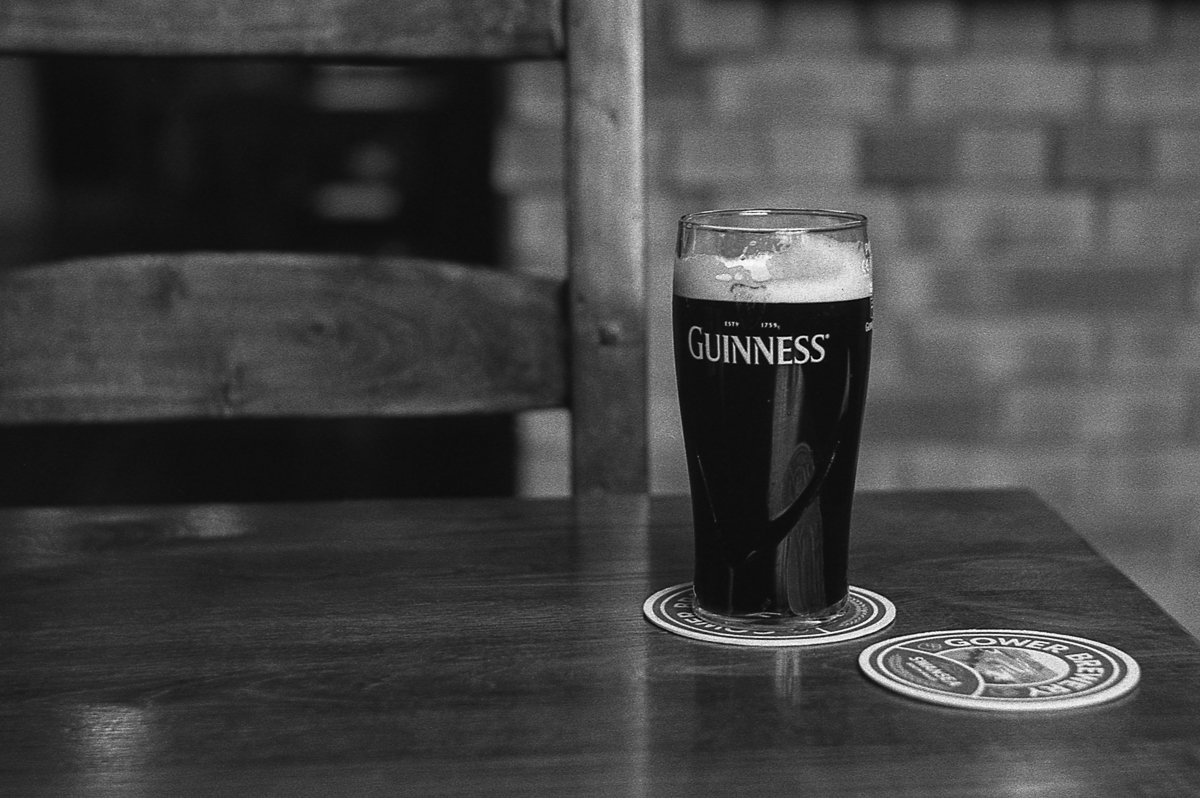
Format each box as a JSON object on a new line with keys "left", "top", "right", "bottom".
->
{"left": 675, "top": 233, "right": 872, "bottom": 303}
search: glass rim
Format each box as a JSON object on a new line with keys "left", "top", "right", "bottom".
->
{"left": 679, "top": 208, "right": 867, "bottom": 233}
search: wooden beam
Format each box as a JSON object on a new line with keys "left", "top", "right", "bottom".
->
{"left": 564, "top": 0, "right": 647, "bottom": 495}
{"left": 0, "top": 0, "right": 564, "bottom": 59}
{"left": 0, "top": 253, "right": 567, "bottom": 422}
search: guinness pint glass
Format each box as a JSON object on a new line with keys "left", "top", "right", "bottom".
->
{"left": 673, "top": 209, "right": 872, "bottom": 627}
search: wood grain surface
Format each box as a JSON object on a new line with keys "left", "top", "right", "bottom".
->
{"left": 0, "top": 0, "right": 563, "bottom": 58}
{"left": 564, "top": 0, "right": 647, "bottom": 496}
{"left": 0, "top": 490, "right": 1196, "bottom": 795}
{"left": 0, "top": 253, "right": 566, "bottom": 421}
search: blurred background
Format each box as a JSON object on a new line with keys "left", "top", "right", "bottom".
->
{"left": 0, "top": 0, "right": 1197, "bottom": 635}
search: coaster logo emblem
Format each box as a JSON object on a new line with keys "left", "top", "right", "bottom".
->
{"left": 859, "top": 629, "right": 1140, "bottom": 711}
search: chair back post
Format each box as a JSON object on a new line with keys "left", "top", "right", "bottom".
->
{"left": 564, "top": 0, "right": 647, "bottom": 495}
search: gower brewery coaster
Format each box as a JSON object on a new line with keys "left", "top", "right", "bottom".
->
{"left": 643, "top": 583, "right": 895, "bottom": 647}
{"left": 858, "top": 629, "right": 1140, "bottom": 711}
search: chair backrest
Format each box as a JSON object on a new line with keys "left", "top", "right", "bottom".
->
{"left": 0, "top": 0, "right": 647, "bottom": 496}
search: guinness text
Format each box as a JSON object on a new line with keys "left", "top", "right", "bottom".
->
{"left": 687, "top": 326, "right": 829, "bottom": 365}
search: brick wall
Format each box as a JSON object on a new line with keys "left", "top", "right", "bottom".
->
{"left": 496, "top": 0, "right": 1200, "bottom": 634}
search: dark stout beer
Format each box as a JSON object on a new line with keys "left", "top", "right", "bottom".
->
{"left": 673, "top": 295, "right": 871, "bottom": 621}
{"left": 673, "top": 209, "right": 872, "bottom": 626}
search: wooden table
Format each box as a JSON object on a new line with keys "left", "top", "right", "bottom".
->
{"left": 1, "top": 489, "right": 1198, "bottom": 795}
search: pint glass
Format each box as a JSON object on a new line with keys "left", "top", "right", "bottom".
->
{"left": 673, "top": 209, "right": 872, "bottom": 627}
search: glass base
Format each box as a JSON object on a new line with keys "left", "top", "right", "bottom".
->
{"left": 692, "top": 592, "right": 851, "bottom": 631}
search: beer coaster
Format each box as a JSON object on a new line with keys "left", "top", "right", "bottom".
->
{"left": 642, "top": 583, "right": 895, "bottom": 647}
{"left": 858, "top": 629, "right": 1140, "bottom": 712}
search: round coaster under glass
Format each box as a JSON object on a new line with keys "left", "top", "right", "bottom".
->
{"left": 858, "top": 629, "right": 1141, "bottom": 711}
{"left": 643, "top": 582, "right": 896, "bottom": 647}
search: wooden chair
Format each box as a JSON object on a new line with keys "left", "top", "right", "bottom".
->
{"left": 0, "top": 0, "right": 646, "bottom": 497}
